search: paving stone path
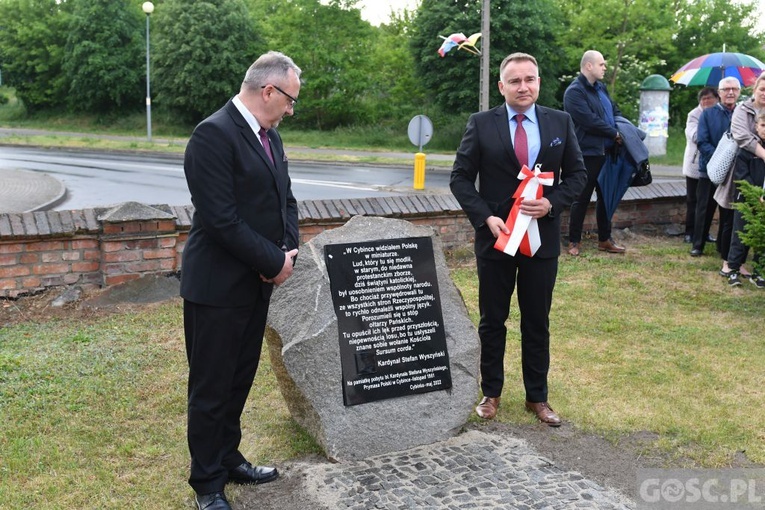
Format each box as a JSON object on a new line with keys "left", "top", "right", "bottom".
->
{"left": 301, "top": 430, "right": 635, "bottom": 510}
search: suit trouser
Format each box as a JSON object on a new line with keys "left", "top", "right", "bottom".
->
{"left": 184, "top": 298, "right": 269, "bottom": 495}
{"left": 716, "top": 207, "right": 734, "bottom": 261}
{"left": 692, "top": 177, "right": 718, "bottom": 252}
{"left": 569, "top": 155, "right": 611, "bottom": 243}
{"left": 685, "top": 177, "right": 699, "bottom": 236}
{"left": 476, "top": 254, "right": 557, "bottom": 402}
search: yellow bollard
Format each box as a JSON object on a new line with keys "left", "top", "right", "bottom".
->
{"left": 413, "top": 152, "right": 426, "bottom": 190}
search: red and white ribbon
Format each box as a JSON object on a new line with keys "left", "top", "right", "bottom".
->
{"left": 494, "top": 164, "right": 554, "bottom": 257}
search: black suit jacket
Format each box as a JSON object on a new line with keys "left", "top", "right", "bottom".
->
{"left": 180, "top": 99, "right": 299, "bottom": 307}
{"left": 450, "top": 104, "right": 587, "bottom": 259}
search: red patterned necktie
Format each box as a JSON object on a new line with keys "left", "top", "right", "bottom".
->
{"left": 258, "top": 127, "right": 274, "bottom": 165}
{"left": 514, "top": 113, "right": 528, "bottom": 168}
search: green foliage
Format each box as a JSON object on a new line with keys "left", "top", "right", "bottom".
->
{"left": 670, "top": 0, "right": 763, "bottom": 73}
{"left": 151, "top": 0, "right": 264, "bottom": 124}
{"left": 1, "top": 0, "right": 765, "bottom": 133}
{"left": 609, "top": 55, "right": 657, "bottom": 123}
{"left": 410, "top": 0, "right": 565, "bottom": 116}
{"left": 62, "top": 0, "right": 144, "bottom": 114}
{"left": 0, "top": 86, "right": 28, "bottom": 121}
{"left": 732, "top": 181, "right": 765, "bottom": 276}
{"left": 555, "top": 0, "right": 676, "bottom": 122}
{"left": 250, "top": 0, "right": 378, "bottom": 130}
{"left": 666, "top": 0, "right": 764, "bottom": 126}
{"left": 360, "top": 10, "right": 427, "bottom": 127}
{"left": 0, "top": 0, "right": 70, "bottom": 112}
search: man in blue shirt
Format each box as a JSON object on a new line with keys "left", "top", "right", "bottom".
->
{"left": 564, "top": 50, "right": 626, "bottom": 256}
{"left": 451, "top": 53, "right": 587, "bottom": 426}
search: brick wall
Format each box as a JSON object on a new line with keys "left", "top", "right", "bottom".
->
{"left": 0, "top": 183, "right": 685, "bottom": 298}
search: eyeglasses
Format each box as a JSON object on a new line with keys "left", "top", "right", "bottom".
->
{"left": 262, "top": 84, "right": 298, "bottom": 107}
{"left": 720, "top": 87, "right": 740, "bottom": 93}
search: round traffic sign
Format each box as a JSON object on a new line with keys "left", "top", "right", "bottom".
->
{"left": 407, "top": 115, "right": 433, "bottom": 151}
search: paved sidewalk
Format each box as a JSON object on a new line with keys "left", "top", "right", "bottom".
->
{"left": 295, "top": 430, "right": 634, "bottom": 509}
{"left": 0, "top": 167, "right": 66, "bottom": 213}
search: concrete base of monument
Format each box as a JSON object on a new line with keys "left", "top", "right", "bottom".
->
{"left": 265, "top": 215, "right": 480, "bottom": 461}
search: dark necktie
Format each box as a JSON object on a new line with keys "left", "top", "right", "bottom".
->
{"left": 514, "top": 113, "right": 528, "bottom": 168}
{"left": 258, "top": 127, "right": 274, "bottom": 165}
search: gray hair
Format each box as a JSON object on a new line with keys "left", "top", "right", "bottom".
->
{"left": 242, "top": 51, "right": 301, "bottom": 91}
{"left": 718, "top": 76, "right": 741, "bottom": 90}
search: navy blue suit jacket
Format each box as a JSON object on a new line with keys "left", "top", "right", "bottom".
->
{"left": 563, "top": 74, "right": 621, "bottom": 156}
{"left": 450, "top": 103, "right": 587, "bottom": 259}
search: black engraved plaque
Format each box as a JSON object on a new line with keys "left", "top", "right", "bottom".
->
{"left": 324, "top": 237, "right": 452, "bottom": 406}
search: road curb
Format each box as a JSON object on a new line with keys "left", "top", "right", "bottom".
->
{"left": 0, "top": 167, "right": 67, "bottom": 214}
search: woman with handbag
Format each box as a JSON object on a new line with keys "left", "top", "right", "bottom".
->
{"left": 725, "top": 78, "right": 765, "bottom": 287}
{"left": 731, "top": 73, "right": 765, "bottom": 162}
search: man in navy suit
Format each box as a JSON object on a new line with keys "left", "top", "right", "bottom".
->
{"left": 451, "top": 53, "right": 586, "bottom": 427}
{"left": 181, "top": 51, "right": 301, "bottom": 510}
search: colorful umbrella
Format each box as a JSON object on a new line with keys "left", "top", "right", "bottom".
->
{"left": 670, "top": 52, "right": 765, "bottom": 87}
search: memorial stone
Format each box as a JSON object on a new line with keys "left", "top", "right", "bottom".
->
{"left": 325, "top": 236, "right": 452, "bottom": 406}
{"left": 265, "top": 216, "right": 480, "bottom": 461}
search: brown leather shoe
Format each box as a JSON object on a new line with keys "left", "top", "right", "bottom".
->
{"left": 524, "top": 401, "right": 562, "bottom": 427}
{"left": 597, "top": 239, "right": 625, "bottom": 254}
{"left": 475, "top": 396, "right": 500, "bottom": 420}
{"left": 567, "top": 242, "right": 580, "bottom": 256}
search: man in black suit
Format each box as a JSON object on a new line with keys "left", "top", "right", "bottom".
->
{"left": 450, "top": 53, "right": 586, "bottom": 427}
{"left": 181, "top": 51, "right": 301, "bottom": 510}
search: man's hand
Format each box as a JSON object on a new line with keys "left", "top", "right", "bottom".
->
{"left": 261, "top": 248, "right": 298, "bottom": 286}
{"left": 485, "top": 216, "right": 510, "bottom": 238}
{"left": 519, "top": 197, "right": 552, "bottom": 219}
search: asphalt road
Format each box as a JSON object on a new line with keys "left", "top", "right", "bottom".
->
{"left": 0, "top": 125, "right": 682, "bottom": 213}
{"left": 0, "top": 146, "right": 451, "bottom": 211}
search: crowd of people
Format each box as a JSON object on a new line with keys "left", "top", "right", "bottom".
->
{"left": 682, "top": 73, "right": 765, "bottom": 288}
{"left": 177, "top": 47, "right": 764, "bottom": 509}
{"left": 450, "top": 48, "right": 765, "bottom": 440}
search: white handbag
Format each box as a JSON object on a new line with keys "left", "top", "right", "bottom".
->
{"left": 713, "top": 155, "right": 736, "bottom": 209}
{"left": 706, "top": 131, "right": 738, "bottom": 185}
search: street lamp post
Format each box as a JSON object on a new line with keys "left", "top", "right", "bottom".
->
{"left": 479, "top": 0, "right": 490, "bottom": 112}
{"left": 142, "top": 1, "right": 154, "bottom": 142}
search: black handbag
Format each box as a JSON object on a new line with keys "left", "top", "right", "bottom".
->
{"left": 631, "top": 160, "right": 652, "bottom": 187}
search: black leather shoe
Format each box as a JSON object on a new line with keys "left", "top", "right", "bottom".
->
{"left": 690, "top": 248, "right": 703, "bottom": 257}
{"left": 228, "top": 461, "right": 279, "bottom": 485}
{"left": 195, "top": 492, "right": 231, "bottom": 510}
{"left": 706, "top": 234, "right": 716, "bottom": 243}
{"left": 683, "top": 234, "right": 692, "bottom": 244}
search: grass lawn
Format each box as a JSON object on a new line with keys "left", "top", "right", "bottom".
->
{"left": 1, "top": 235, "right": 763, "bottom": 508}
